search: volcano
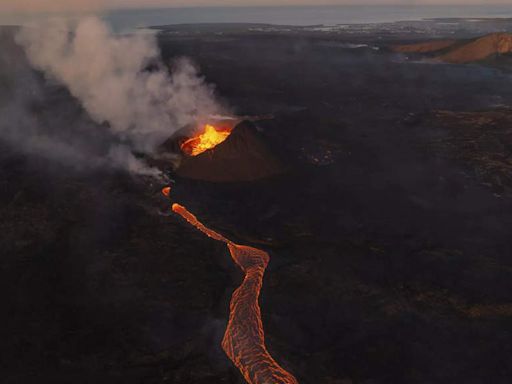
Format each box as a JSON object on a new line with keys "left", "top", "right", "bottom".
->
{"left": 160, "top": 121, "right": 286, "bottom": 182}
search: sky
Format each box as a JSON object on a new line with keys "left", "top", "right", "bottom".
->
{"left": 1, "top": 0, "right": 511, "bottom": 14}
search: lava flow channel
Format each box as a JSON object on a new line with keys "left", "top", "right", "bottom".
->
{"left": 172, "top": 203, "right": 299, "bottom": 384}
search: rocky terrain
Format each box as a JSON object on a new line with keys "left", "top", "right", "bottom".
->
{"left": 428, "top": 108, "right": 512, "bottom": 196}
{"left": 2, "top": 21, "right": 512, "bottom": 384}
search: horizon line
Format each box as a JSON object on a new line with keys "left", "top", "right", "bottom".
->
{"left": 3, "top": 3, "right": 512, "bottom": 15}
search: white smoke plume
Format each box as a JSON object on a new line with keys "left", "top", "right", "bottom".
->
{"left": 12, "top": 16, "right": 225, "bottom": 176}
{"left": 0, "top": 65, "right": 162, "bottom": 179}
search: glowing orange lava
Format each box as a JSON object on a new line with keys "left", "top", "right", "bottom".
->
{"left": 171, "top": 203, "right": 299, "bottom": 384}
{"left": 180, "top": 124, "right": 231, "bottom": 156}
{"left": 162, "top": 187, "right": 171, "bottom": 197}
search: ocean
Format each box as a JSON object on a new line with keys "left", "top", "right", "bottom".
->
{"left": 2, "top": 5, "right": 512, "bottom": 31}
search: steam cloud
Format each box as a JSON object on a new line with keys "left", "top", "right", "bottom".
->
{"left": 5, "top": 16, "right": 225, "bottom": 177}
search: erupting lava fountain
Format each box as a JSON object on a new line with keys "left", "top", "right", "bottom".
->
{"left": 180, "top": 123, "right": 233, "bottom": 156}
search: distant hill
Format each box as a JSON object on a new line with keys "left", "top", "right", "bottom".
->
{"left": 392, "top": 39, "right": 458, "bottom": 54}
{"left": 392, "top": 33, "right": 512, "bottom": 64}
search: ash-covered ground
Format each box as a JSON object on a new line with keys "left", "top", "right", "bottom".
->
{"left": 2, "top": 20, "right": 512, "bottom": 384}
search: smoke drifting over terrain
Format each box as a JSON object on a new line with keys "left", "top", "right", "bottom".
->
{"left": 17, "top": 17, "right": 223, "bottom": 152}
{"left": 1, "top": 17, "right": 224, "bottom": 177}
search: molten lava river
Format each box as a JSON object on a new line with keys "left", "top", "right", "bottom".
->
{"left": 164, "top": 186, "right": 298, "bottom": 384}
